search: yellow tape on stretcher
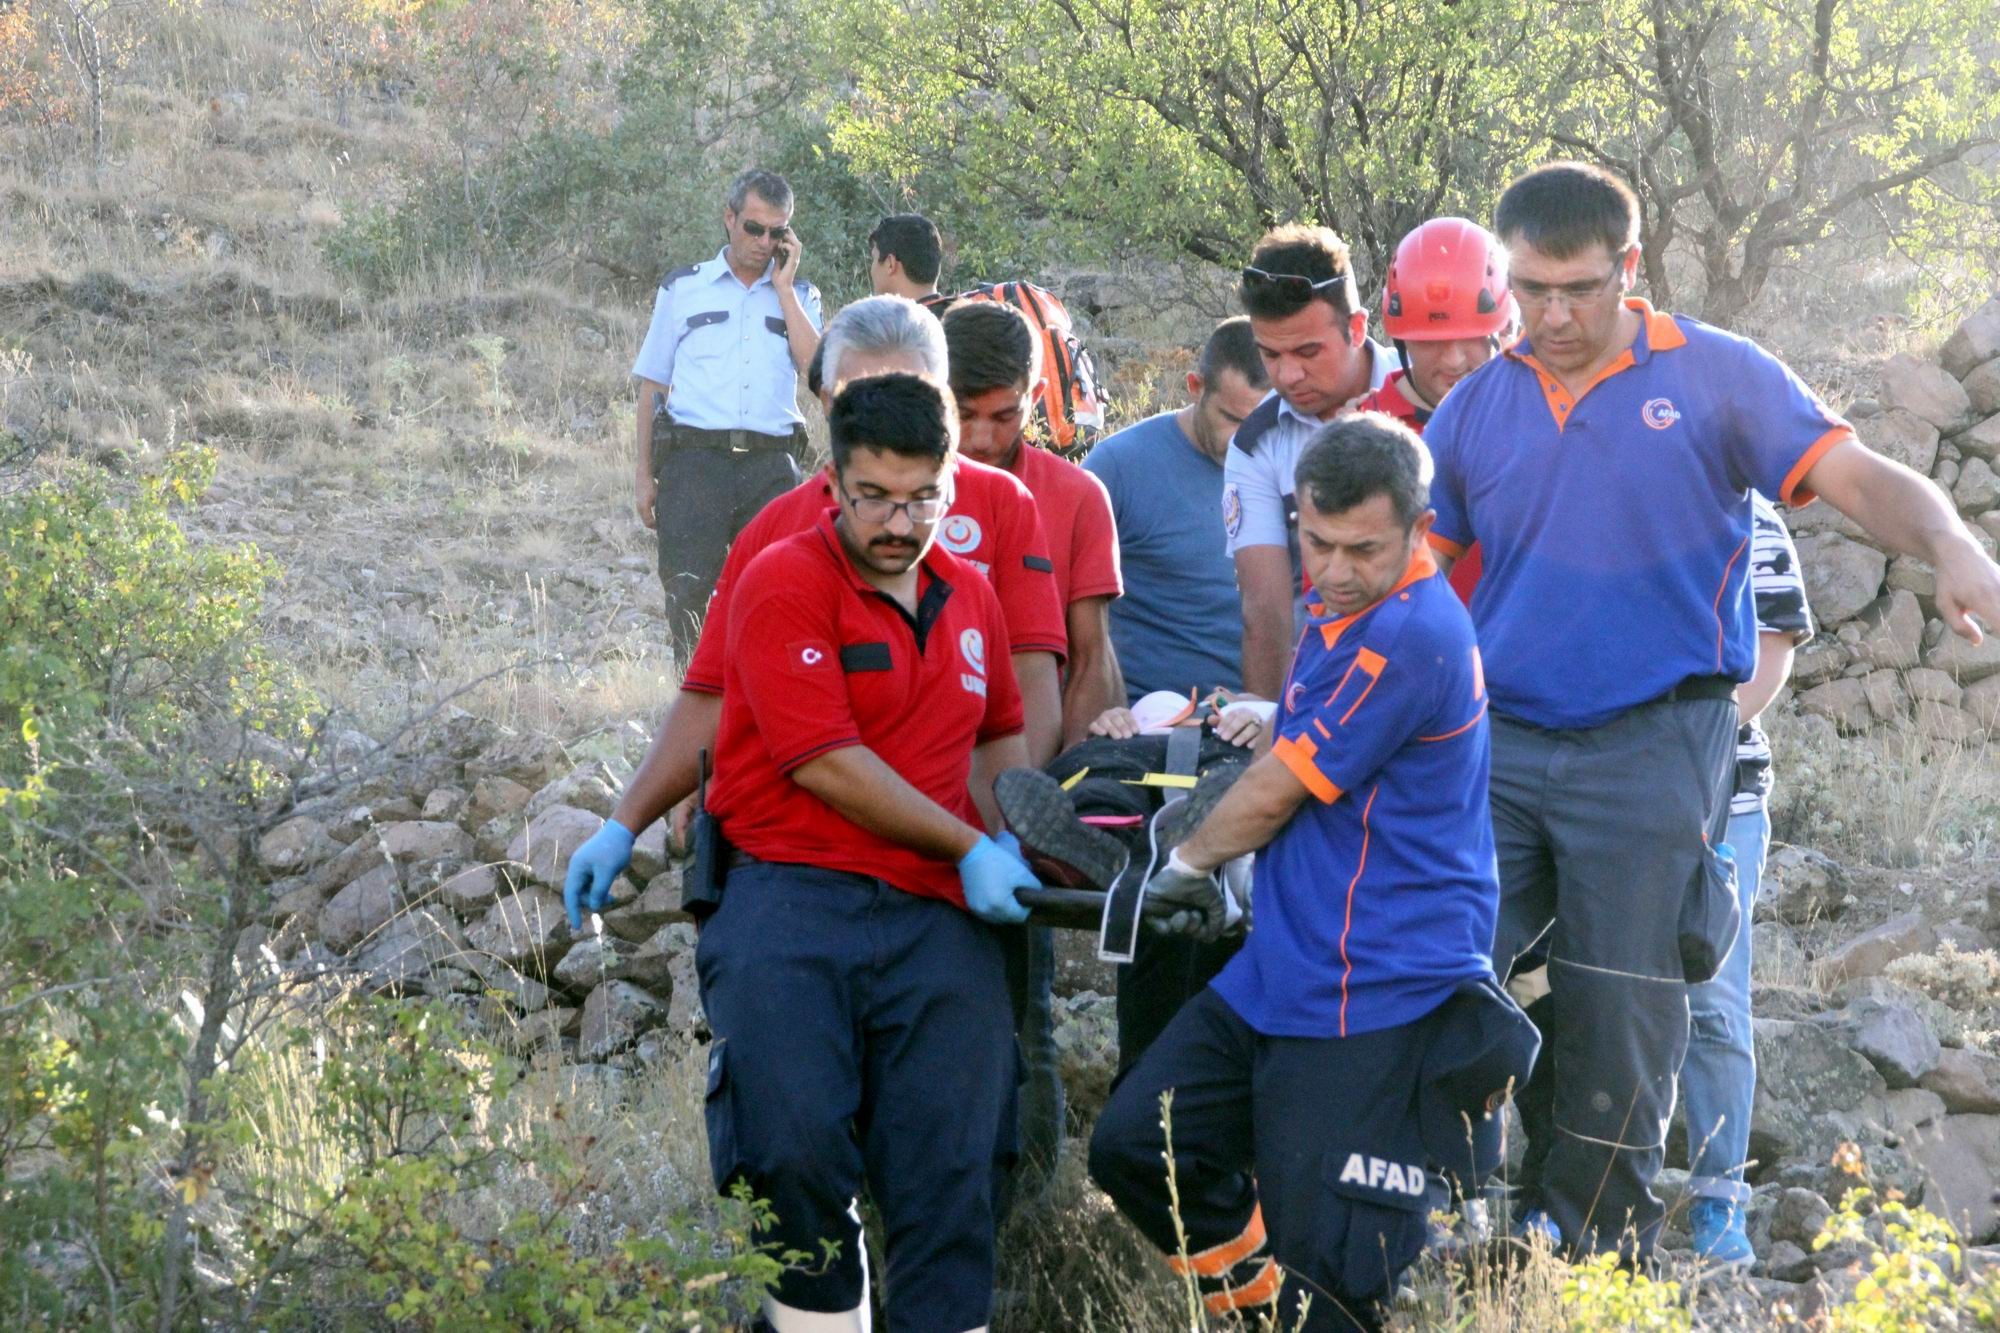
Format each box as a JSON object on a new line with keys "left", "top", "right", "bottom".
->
{"left": 1120, "top": 773, "right": 1198, "bottom": 790}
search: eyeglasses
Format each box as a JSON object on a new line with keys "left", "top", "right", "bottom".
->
{"left": 1509, "top": 266, "right": 1624, "bottom": 310}
{"left": 1240, "top": 266, "right": 1351, "bottom": 301}
{"left": 739, "top": 219, "right": 791, "bottom": 240}
{"left": 841, "top": 486, "right": 950, "bottom": 526}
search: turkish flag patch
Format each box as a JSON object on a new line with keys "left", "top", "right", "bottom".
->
{"left": 786, "top": 639, "right": 836, "bottom": 673}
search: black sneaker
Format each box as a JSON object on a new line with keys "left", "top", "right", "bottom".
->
{"left": 994, "top": 767, "right": 1130, "bottom": 891}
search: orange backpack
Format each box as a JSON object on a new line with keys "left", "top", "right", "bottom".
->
{"left": 950, "top": 281, "right": 1109, "bottom": 453}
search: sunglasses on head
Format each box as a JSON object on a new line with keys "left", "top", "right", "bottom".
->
{"left": 1240, "top": 266, "right": 1349, "bottom": 300}
{"left": 739, "top": 219, "right": 791, "bottom": 240}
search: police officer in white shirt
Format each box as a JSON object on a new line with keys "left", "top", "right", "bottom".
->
{"left": 632, "top": 168, "right": 824, "bottom": 656}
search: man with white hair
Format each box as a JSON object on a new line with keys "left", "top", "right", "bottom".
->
{"left": 566, "top": 295, "right": 1067, "bottom": 919}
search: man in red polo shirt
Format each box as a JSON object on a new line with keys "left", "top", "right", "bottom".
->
{"left": 694, "top": 373, "right": 1038, "bottom": 1332}
{"left": 561, "top": 297, "right": 1066, "bottom": 927}
{"left": 1425, "top": 161, "right": 2000, "bottom": 1259}
{"left": 941, "top": 299, "right": 1125, "bottom": 744}
{"left": 1354, "top": 217, "right": 1516, "bottom": 604}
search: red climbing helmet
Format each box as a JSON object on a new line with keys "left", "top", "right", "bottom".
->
{"left": 1382, "top": 217, "right": 1514, "bottom": 341}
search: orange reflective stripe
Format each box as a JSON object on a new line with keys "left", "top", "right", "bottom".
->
{"left": 1711, "top": 534, "right": 1750, "bottom": 671}
{"left": 1779, "top": 426, "right": 1853, "bottom": 508}
{"left": 1273, "top": 736, "right": 1341, "bottom": 805}
{"left": 1336, "top": 786, "right": 1380, "bottom": 1037}
{"left": 1167, "top": 1204, "right": 1267, "bottom": 1278}
{"left": 1338, "top": 647, "right": 1388, "bottom": 724}
{"left": 1316, "top": 550, "right": 1437, "bottom": 648}
{"left": 1419, "top": 702, "right": 1488, "bottom": 743}
{"left": 1202, "top": 1257, "right": 1282, "bottom": 1315}
{"left": 1427, "top": 531, "right": 1468, "bottom": 560}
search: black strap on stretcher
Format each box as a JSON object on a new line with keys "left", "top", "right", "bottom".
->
{"left": 1095, "top": 725, "right": 1205, "bottom": 963}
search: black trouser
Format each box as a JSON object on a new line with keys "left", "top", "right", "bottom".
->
{"left": 1487, "top": 697, "right": 1737, "bottom": 1258}
{"left": 697, "top": 861, "right": 1015, "bottom": 1330}
{"left": 1090, "top": 988, "right": 1441, "bottom": 1332}
{"left": 1116, "top": 933, "right": 1241, "bottom": 1073}
{"left": 652, "top": 431, "right": 802, "bottom": 661}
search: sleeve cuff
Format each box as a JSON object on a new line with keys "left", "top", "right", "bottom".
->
{"left": 1272, "top": 735, "right": 1343, "bottom": 804}
{"left": 775, "top": 735, "right": 861, "bottom": 775}
{"left": 679, "top": 675, "right": 725, "bottom": 696}
{"left": 1779, "top": 427, "right": 1854, "bottom": 508}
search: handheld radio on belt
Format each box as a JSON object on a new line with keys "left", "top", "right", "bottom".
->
{"left": 684, "top": 746, "right": 730, "bottom": 922}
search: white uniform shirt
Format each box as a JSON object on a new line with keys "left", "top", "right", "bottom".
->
{"left": 631, "top": 246, "right": 823, "bottom": 435}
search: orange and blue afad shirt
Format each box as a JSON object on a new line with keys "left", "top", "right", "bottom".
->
{"left": 1424, "top": 298, "right": 1852, "bottom": 731}
{"left": 1212, "top": 550, "right": 1498, "bottom": 1040}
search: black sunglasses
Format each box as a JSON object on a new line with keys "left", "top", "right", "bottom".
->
{"left": 740, "top": 219, "right": 791, "bottom": 240}
{"left": 1241, "top": 266, "right": 1349, "bottom": 299}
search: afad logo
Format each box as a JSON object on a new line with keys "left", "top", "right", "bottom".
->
{"left": 1641, "top": 397, "right": 1682, "bottom": 430}
{"left": 1285, "top": 680, "right": 1305, "bottom": 712}
{"left": 938, "top": 514, "right": 983, "bottom": 555}
{"left": 959, "top": 627, "right": 988, "bottom": 697}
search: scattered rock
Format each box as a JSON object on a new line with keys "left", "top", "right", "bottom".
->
{"left": 1905, "top": 667, "right": 1963, "bottom": 706}
{"left": 421, "top": 786, "right": 468, "bottom": 822}
{"left": 1923, "top": 618, "right": 2000, "bottom": 683}
{"left": 1858, "top": 670, "right": 1910, "bottom": 725}
{"left": 378, "top": 820, "right": 475, "bottom": 864}
{"left": 1797, "top": 678, "right": 1872, "bottom": 733}
{"left": 266, "top": 876, "right": 330, "bottom": 926}
{"left": 1915, "top": 700, "right": 1983, "bottom": 744}
{"left": 352, "top": 907, "right": 463, "bottom": 991}
{"left": 1751, "top": 919, "right": 1809, "bottom": 984}
{"left": 465, "top": 887, "right": 572, "bottom": 969}
{"left": 553, "top": 933, "right": 674, "bottom": 993}
{"left": 1956, "top": 457, "right": 2000, "bottom": 512}
{"left": 1790, "top": 636, "right": 1853, "bottom": 688}
{"left": 1884, "top": 554, "right": 1936, "bottom": 601}
{"left": 461, "top": 952, "right": 551, "bottom": 1013}
{"left": 1961, "top": 413, "right": 2000, "bottom": 462}
{"left": 464, "top": 731, "right": 566, "bottom": 788}
{"left": 258, "top": 815, "right": 332, "bottom": 872}
{"left": 1847, "top": 591, "right": 1924, "bottom": 670}
{"left": 502, "top": 1005, "right": 578, "bottom": 1051}
{"left": 1905, "top": 1113, "right": 2000, "bottom": 1243}
{"left": 1879, "top": 352, "right": 1972, "bottom": 431}
{"left": 1796, "top": 533, "right": 1889, "bottom": 625}
{"left": 508, "top": 804, "right": 606, "bottom": 889}
{"left": 1760, "top": 846, "right": 1848, "bottom": 926}
{"left": 578, "top": 980, "right": 671, "bottom": 1061}
{"left": 1883, "top": 1087, "right": 1948, "bottom": 1135}
{"left": 1762, "top": 1239, "right": 1814, "bottom": 1282}
{"left": 1816, "top": 912, "right": 1939, "bottom": 984}
{"left": 1859, "top": 407, "right": 1941, "bottom": 475}
{"left": 465, "top": 775, "right": 534, "bottom": 827}
{"left": 1833, "top": 996, "right": 1941, "bottom": 1088}
{"left": 1919, "top": 1046, "right": 2000, "bottom": 1114}
{"left": 526, "top": 761, "right": 620, "bottom": 823}
{"left": 1966, "top": 674, "right": 2000, "bottom": 729}
{"left": 630, "top": 820, "right": 669, "bottom": 882}
{"left": 1749, "top": 1017, "right": 1886, "bottom": 1172}
{"left": 1768, "top": 1186, "right": 1834, "bottom": 1247}
{"left": 318, "top": 862, "right": 401, "bottom": 953}
{"left": 432, "top": 862, "right": 507, "bottom": 912}
{"left": 601, "top": 869, "right": 689, "bottom": 942}
{"left": 1942, "top": 297, "right": 2000, "bottom": 379}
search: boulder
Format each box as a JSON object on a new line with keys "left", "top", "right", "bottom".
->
{"left": 1980, "top": 511, "right": 2000, "bottom": 546}
{"left": 463, "top": 730, "right": 566, "bottom": 788}
{"left": 1905, "top": 667, "right": 1963, "bottom": 706}
{"left": 258, "top": 815, "right": 333, "bottom": 872}
{"left": 1859, "top": 669, "right": 1910, "bottom": 725}
{"left": 525, "top": 761, "right": 620, "bottom": 823}
{"left": 552, "top": 933, "right": 675, "bottom": 993}
{"left": 1962, "top": 413, "right": 2000, "bottom": 462}
{"left": 420, "top": 786, "right": 468, "bottom": 822}
{"left": 1941, "top": 297, "right": 2000, "bottom": 379}
{"left": 1760, "top": 845, "right": 1848, "bottom": 926}
{"left": 1860, "top": 407, "right": 1941, "bottom": 475}
{"left": 1847, "top": 591, "right": 1924, "bottom": 670}
{"left": 1916, "top": 701, "right": 1984, "bottom": 745}
{"left": 433, "top": 862, "right": 507, "bottom": 913}
{"left": 461, "top": 952, "right": 551, "bottom": 1013}
{"left": 645, "top": 923, "right": 705, "bottom": 1035}
{"left": 1921, "top": 1047, "right": 2000, "bottom": 1115}
{"left": 474, "top": 814, "right": 514, "bottom": 865}
{"left": 1816, "top": 912, "right": 1939, "bottom": 985}
{"left": 1957, "top": 457, "right": 2000, "bottom": 512}
{"left": 305, "top": 827, "right": 392, "bottom": 895}
{"left": 1936, "top": 458, "right": 1961, "bottom": 491}
{"left": 377, "top": 820, "right": 475, "bottom": 864}
{"left": 1965, "top": 360, "right": 2000, "bottom": 418}
{"left": 1762, "top": 1240, "right": 1814, "bottom": 1282}
{"left": 1796, "top": 678, "right": 1872, "bottom": 733}
{"left": 1749, "top": 1017, "right": 1887, "bottom": 1174}
{"left": 1906, "top": 1113, "right": 2000, "bottom": 1243}
{"left": 1965, "top": 675, "right": 2000, "bottom": 729}
{"left": 630, "top": 820, "right": 670, "bottom": 883}
{"left": 508, "top": 804, "right": 606, "bottom": 889}
{"left": 1796, "top": 533, "right": 1888, "bottom": 625}
{"left": 465, "top": 887, "right": 571, "bottom": 969}
{"left": 1923, "top": 619, "right": 2000, "bottom": 683}
{"left": 1885, "top": 555, "right": 1936, "bottom": 601}
{"left": 578, "top": 980, "right": 671, "bottom": 1061}
{"left": 1768, "top": 1186, "right": 1834, "bottom": 1247}
{"left": 501, "top": 1005, "right": 578, "bottom": 1052}
{"left": 465, "top": 774, "right": 534, "bottom": 827}
{"left": 1885, "top": 1087, "right": 1948, "bottom": 1135}
{"left": 1790, "top": 637, "right": 1853, "bottom": 688}
{"left": 318, "top": 863, "right": 401, "bottom": 953}
{"left": 266, "top": 876, "right": 330, "bottom": 926}
{"left": 351, "top": 907, "right": 463, "bottom": 991}
{"left": 601, "top": 869, "right": 689, "bottom": 942}
{"left": 1750, "top": 920, "right": 1810, "bottom": 985}
{"left": 1879, "top": 352, "right": 1972, "bottom": 431}
{"left": 1842, "top": 999, "right": 1942, "bottom": 1088}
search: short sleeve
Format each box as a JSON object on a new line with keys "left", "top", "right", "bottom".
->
{"left": 1750, "top": 493, "right": 1814, "bottom": 645}
{"left": 1066, "top": 470, "right": 1124, "bottom": 602}
{"left": 632, "top": 285, "right": 681, "bottom": 384}
{"left": 987, "top": 490, "right": 1068, "bottom": 659}
{"left": 1269, "top": 636, "right": 1440, "bottom": 804}
{"left": 976, "top": 586, "right": 1026, "bottom": 742}
{"left": 798, "top": 281, "right": 825, "bottom": 331}
{"left": 727, "top": 573, "right": 862, "bottom": 773}
{"left": 1424, "top": 394, "right": 1472, "bottom": 558}
{"left": 1721, "top": 339, "right": 1852, "bottom": 508}
{"left": 1223, "top": 444, "right": 1290, "bottom": 554}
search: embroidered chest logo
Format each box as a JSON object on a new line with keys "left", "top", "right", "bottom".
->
{"left": 939, "top": 515, "right": 983, "bottom": 555}
{"left": 959, "top": 628, "right": 988, "bottom": 696}
{"left": 1641, "top": 397, "right": 1682, "bottom": 430}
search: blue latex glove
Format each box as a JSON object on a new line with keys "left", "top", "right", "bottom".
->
{"left": 563, "top": 818, "right": 637, "bottom": 929}
{"left": 958, "top": 834, "right": 1036, "bottom": 925}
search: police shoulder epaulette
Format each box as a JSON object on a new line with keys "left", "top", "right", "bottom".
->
{"left": 794, "top": 277, "right": 820, "bottom": 300}
{"left": 1230, "top": 395, "right": 1285, "bottom": 457}
{"left": 658, "top": 262, "right": 700, "bottom": 292}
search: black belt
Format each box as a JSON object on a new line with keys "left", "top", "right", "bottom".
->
{"left": 661, "top": 424, "right": 804, "bottom": 452}
{"left": 1652, "top": 674, "right": 1738, "bottom": 706}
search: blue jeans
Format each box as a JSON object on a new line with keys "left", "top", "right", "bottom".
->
{"left": 1678, "top": 802, "right": 1768, "bottom": 1204}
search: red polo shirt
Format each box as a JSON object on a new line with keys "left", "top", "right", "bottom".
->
{"left": 683, "top": 458, "right": 1067, "bottom": 693}
{"left": 1004, "top": 442, "right": 1123, "bottom": 610}
{"left": 1351, "top": 371, "right": 1483, "bottom": 606}
{"left": 708, "top": 510, "right": 1025, "bottom": 905}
